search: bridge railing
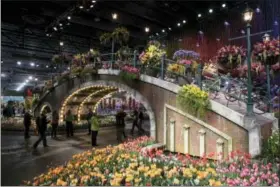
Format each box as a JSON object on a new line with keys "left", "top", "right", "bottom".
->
{"left": 45, "top": 52, "right": 277, "bottom": 115}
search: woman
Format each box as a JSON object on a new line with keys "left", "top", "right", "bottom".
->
{"left": 51, "top": 110, "right": 59, "bottom": 138}
{"left": 65, "top": 109, "right": 74, "bottom": 137}
{"left": 90, "top": 113, "right": 100, "bottom": 146}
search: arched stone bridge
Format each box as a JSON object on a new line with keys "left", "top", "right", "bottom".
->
{"left": 34, "top": 69, "right": 278, "bottom": 158}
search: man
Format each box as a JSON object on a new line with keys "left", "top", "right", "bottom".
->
{"left": 138, "top": 110, "right": 144, "bottom": 133}
{"left": 23, "top": 111, "right": 32, "bottom": 139}
{"left": 115, "top": 107, "right": 127, "bottom": 143}
{"left": 33, "top": 111, "right": 49, "bottom": 148}
{"left": 130, "top": 109, "right": 139, "bottom": 135}
{"left": 87, "top": 108, "right": 93, "bottom": 135}
{"left": 90, "top": 113, "right": 100, "bottom": 146}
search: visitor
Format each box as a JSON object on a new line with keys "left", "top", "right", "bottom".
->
{"left": 130, "top": 109, "right": 139, "bottom": 135}
{"left": 86, "top": 108, "right": 93, "bottom": 135}
{"left": 138, "top": 109, "right": 144, "bottom": 132}
{"left": 90, "top": 112, "right": 100, "bottom": 146}
{"left": 23, "top": 111, "right": 32, "bottom": 139}
{"left": 115, "top": 107, "right": 127, "bottom": 143}
{"left": 65, "top": 109, "right": 74, "bottom": 137}
{"left": 51, "top": 110, "right": 59, "bottom": 138}
{"left": 33, "top": 111, "right": 49, "bottom": 148}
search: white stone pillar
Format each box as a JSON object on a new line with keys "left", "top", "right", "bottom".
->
{"left": 170, "top": 119, "right": 175, "bottom": 152}
{"left": 198, "top": 129, "right": 206, "bottom": 157}
{"left": 183, "top": 124, "right": 190, "bottom": 154}
{"left": 216, "top": 138, "right": 224, "bottom": 160}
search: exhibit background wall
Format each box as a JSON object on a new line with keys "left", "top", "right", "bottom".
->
{"left": 164, "top": 0, "right": 280, "bottom": 60}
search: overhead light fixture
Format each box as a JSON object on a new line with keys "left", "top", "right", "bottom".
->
{"left": 256, "top": 8, "right": 261, "bottom": 13}
{"left": 112, "top": 13, "right": 118, "bottom": 20}
{"left": 36, "top": 64, "right": 39, "bottom": 67}
{"left": 156, "top": 33, "right": 159, "bottom": 36}
{"left": 209, "top": 9, "right": 213, "bottom": 13}
{"left": 222, "top": 3, "right": 226, "bottom": 8}
{"left": 90, "top": 4, "right": 94, "bottom": 8}
{"left": 30, "top": 62, "right": 35, "bottom": 67}
{"left": 216, "top": 38, "right": 220, "bottom": 41}
{"left": 177, "top": 23, "right": 181, "bottom": 27}
{"left": 198, "top": 30, "right": 204, "bottom": 35}
{"left": 241, "top": 30, "right": 245, "bottom": 34}
{"left": 224, "top": 21, "right": 230, "bottom": 26}
{"left": 90, "top": 48, "right": 93, "bottom": 52}
{"left": 60, "top": 42, "right": 64, "bottom": 46}
{"left": 145, "top": 27, "right": 150, "bottom": 33}
{"left": 92, "top": 0, "right": 96, "bottom": 2}
{"left": 29, "top": 76, "right": 33, "bottom": 80}
{"left": 183, "top": 20, "right": 186, "bottom": 24}
{"left": 46, "top": 65, "right": 49, "bottom": 68}
{"left": 198, "top": 13, "right": 202, "bottom": 18}
{"left": 54, "top": 67, "right": 57, "bottom": 69}
{"left": 274, "top": 21, "right": 279, "bottom": 26}
{"left": 17, "top": 61, "right": 21, "bottom": 65}
{"left": 67, "top": 16, "right": 71, "bottom": 20}
{"left": 168, "top": 27, "right": 172, "bottom": 31}
{"left": 35, "top": 78, "right": 38, "bottom": 81}
{"left": 68, "top": 67, "right": 70, "bottom": 70}
{"left": 25, "top": 79, "right": 29, "bottom": 83}
{"left": 79, "top": 5, "right": 83, "bottom": 9}
{"left": 162, "top": 29, "right": 165, "bottom": 33}
{"left": 59, "top": 23, "right": 63, "bottom": 26}
{"left": 46, "top": 33, "right": 50, "bottom": 37}
{"left": 1, "top": 73, "right": 6, "bottom": 77}
{"left": 53, "top": 27, "right": 57, "bottom": 31}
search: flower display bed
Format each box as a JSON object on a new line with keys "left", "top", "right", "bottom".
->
{"left": 25, "top": 136, "right": 279, "bottom": 186}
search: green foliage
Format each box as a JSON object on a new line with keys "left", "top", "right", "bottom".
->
{"left": 176, "top": 85, "right": 210, "bottom": 119}
{"left": 112, "top": 27, "right": 129, "bottom": 45}
{"left": 80, "top": 66, "right": 97, "bottom": 76}
{"left": 100, "top": 33, "right": 112, "bottom": 45}
{"left": 119, "top": 71, "right": 138, "bottom": 81}
{"left": 261, "top": 130, "right": 280, "bottom": 159}
{"left": 57, "top": 73, "right": 70, "bottom": 84}
{"left": 71, "top": 66, "right": 83, "bottom": 77}
{"left": 52, "top": 55, "right": 63, "bottom": 64}
{"left": 116, "top": 46, "right": 132, "bottom": 61}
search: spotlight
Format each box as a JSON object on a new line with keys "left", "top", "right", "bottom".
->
{"left": 274, "top": 21, "right": 279, "bottom": 26}
{"left": 222, "top": 3, "right": 226, "bottom": 8}
{"left": 92, "top": 0, "right": 96, "bottom": 2}
{"left": 198, "top": 30, "right": 204, "bottom": 35}
{"left": 25, "top": 79, "right": 29, "bottom": 83}
{"left": 46, "top": 33, "right": 50, "bottom": 37}
{"left": 224, "top": 21, "right": 230, "bottom": 26}
{"left": 198, "top": 14, "right": 202, "bottom": 18}
{"left": 1, "top": 74, "right": 6, "bottom": 77}
{"left": 59, "top": 23, "right": 63, "bottom": 26}
{"left": 90, "top": 48, "right": 93, "bottom": 52}
{"left": 241, "top": 30, "right": 245, "bottom": 34}
{"left": 112, "top": 13, "right": 118, "bottom": 20}
{"left": 54, "top": 67, "right": 57, "bottom": 69}
{"left": 30, "top": 62, "right": 35, "bottom": 67}
{"left": 156, "top": 33, "right": 159, "bottom": 36}
{"left": 36, "top": 64, "right": 39, "bottom": 67}
{"left": 29, "top": 76, "right": 33, "bottom": 80}
{"left": 162, "top": 29, "right": 165, "bottom": 33}
{"left": 90, "top": 4, "right": 94, "bottom": 8}
{"left": 183, "top": 20, "right": 186, "bottom": 24}
{"left": 209, "top": 9, "right": 213, "bottom": 13}
{"left": 67, "top": 16, "right": 71, "bottom": 20}
{"left": 35, "top": 78, "right": 38, "bottom": 81}
{"left": 17, "top": 61, "right": 21, "bottom": 65}
{"left": 60, "top": 42, "right": 64, "bottom": 46}
{"left": 177, "top": 23, "right": 181, "bottom": 27}
{"left": 256, "top": 8, "right": 261, "bottom": 13}
{"left": 46, "top": 65, "right": 49, "bottom": 68}
{"left": 53, "top": 27, "right": 57, "bottom": 31}
{"left": 145, "top": 27, "right": 150, "bottom": 32}
{"left": 79, "top": 5, "right": 83, "bottom": 9}
{"left": 168, "top": 27, "right": 172, "bottom": 31}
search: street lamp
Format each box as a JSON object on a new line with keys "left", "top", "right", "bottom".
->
{"left": 263, "top": 33, "right": 272, "bottom": 112}
{"left": 243, "top": 7, "right": 254, "bottom": 116}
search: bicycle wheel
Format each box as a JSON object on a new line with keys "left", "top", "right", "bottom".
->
{"left": 224, "top": 85, "right": 238, "bottom": 102}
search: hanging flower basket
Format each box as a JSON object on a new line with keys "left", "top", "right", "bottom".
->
{"left": 253, "top": 38, "right": 280, "bottom": 66}
{"left": 119, "top": 65, "right": 140, "bottom": 81}
{"left": 216, "top": 45, "right": 246, "bottom": 70}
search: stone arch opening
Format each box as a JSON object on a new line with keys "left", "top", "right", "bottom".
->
{"left": 58, "top": 80, "right": 156, "bottom": 138}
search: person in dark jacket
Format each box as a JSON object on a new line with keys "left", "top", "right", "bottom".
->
{"left": 65, "top": 109, "right": 74, "bottom": 137}
{"left": 138, "top": 110, "right": 144, "bottom": 132}
{"left": 33, "top": 111, "right": 49, "bottom": 148}
{"left": 87, "top": 108, "right": 93, "bottom": 135}
{"left": 116, "top": 108, "right": 127, "bottom": 143}
{"left": 130, "top": 109, "right": 139, "bottom": 135}
{"left": 51, "top": 110, "right": 59, "bottom": 138}
{"left": 23, "top": 111, "right": 32, "bottom": 139}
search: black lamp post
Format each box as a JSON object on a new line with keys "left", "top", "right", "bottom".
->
{"left": 263, "top": 33, "right": 272, "bottom": 112}
{"left": 243, "top": 7, "right": 254, "bottom": 116}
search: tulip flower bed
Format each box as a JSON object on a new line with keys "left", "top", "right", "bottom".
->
{"left": 25, "top": 136, "right": 280, "bottom": 186}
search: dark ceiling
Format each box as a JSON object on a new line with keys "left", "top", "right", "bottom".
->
{"left": 1, "top": 0, "right": 252, "bottom": 91}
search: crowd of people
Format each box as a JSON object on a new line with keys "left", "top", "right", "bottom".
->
{"left": 1, "top": 101, "right": 25, "bottom": 119}
{"left": 22, "top": 106, "right": 146, "bottom": 148}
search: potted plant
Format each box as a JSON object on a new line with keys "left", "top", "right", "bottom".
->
{"left": 139, "top": 40, "right": 166, "bottom": 76}
{"left": 119, "top": 65, "right": 140, "bottom": 81}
